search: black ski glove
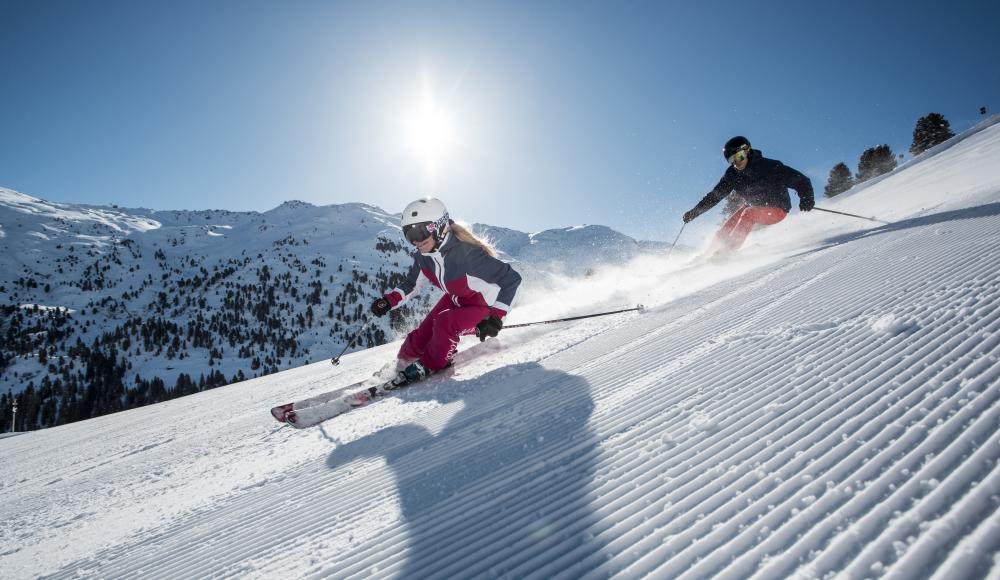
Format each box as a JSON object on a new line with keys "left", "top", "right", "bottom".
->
{"left": 799, "top": 198, "right": 815, "bottom": 212}
{"left": 475, "top": 315, "right": 503, "bottom": 342}
{"left": 682, "top": 209, "right": 699, "bottom": 223}
{"left": 370, "top": 297, "right": 391, "bottom": 317}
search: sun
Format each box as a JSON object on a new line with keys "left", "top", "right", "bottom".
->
{"left": 402, "top": 89, "right": 458, "bottom": 178}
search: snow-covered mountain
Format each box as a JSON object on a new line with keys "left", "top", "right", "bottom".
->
{"left": 477, "top": 223, "right": 671, "bottom": 278}
{"left": 2, "top": 116, "right": 999, "bottom": 579}
{"left": 0, "top": 190, "right": 667, "bottom": 429}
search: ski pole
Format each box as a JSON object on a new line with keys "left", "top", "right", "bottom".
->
{"left": 665, "top": 223, "right": 686, "bottom": 260}
{"left": 813, "top": 206, "right": 888, "bottom": 224}
{"left": 331, "top": 320, "right": 373, "bottom": 365}
{"left": 505, "top": 304, "right": 645, "bottom": 330}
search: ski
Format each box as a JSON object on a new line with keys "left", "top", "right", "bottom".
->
{"left": 271, "top": 341, "right": 500, "bottom": 428}
{"left": 282, "top": 366, "right": 457, "bottom": 429}
{"left": 270, "top": 377, "right": 376, "bottom": 423}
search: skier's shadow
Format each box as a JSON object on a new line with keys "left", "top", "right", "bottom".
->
{"left": 324, "top": 361, "right": 605, "bottom": 578}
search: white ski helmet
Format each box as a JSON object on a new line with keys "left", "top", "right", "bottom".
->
{"left": 400, "top": 197, "right": 451, "bottom": 244}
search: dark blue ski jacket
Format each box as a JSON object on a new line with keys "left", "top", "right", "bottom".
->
{"left": 690, "top": 149, "right": 814, "bottom": 217}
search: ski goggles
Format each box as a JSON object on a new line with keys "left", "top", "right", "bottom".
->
{"left": 727, "top": 144, "right": 750, "bottom": 165}
{"left": 403, "top": 221, "right": 435, "bottom": 244}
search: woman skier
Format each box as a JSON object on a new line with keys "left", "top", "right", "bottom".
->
{"left": 682, "top": 135, "right": 815, "bottom": 255}
{"left": 369, "top": 197, "right": 522, "bottom": 387}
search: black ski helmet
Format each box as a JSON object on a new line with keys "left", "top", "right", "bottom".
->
{"left": 723, "top": 136, "right": 751, "bottom": 160}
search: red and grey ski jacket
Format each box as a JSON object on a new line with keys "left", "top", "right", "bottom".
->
{"left": 384, "top": 233, "right": 522, "bottom": 319}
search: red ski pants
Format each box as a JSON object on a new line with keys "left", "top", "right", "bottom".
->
{"left": 716, "top": 206, "right": 787, "bottom": 250}
{"left": 398, "top": 295, "right": 488, "bottom": 371}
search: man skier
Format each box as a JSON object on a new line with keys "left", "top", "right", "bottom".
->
{"left": 682, "top": 136, "right": 815, "bottom": 254}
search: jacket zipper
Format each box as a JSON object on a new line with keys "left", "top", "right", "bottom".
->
{"left": 431, "top": 251, "right": 445, "bottom": 292}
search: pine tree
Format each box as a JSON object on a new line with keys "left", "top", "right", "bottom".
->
{"left": 856, "top": 145, "right": 897, "bottom": 182}
{"left": 910, "top": 112, "right": 955, "bottom": 156}
{"left": 824, "top": 163, "right": 854, "bottom": 197}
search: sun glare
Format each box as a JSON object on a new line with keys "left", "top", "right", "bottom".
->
{"left": 402, "top": 90, "right": 458, "bottom": 177}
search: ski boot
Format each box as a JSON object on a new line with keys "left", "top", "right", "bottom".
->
{"left": 390, "top": 361, "right": 432, "bottom": 389}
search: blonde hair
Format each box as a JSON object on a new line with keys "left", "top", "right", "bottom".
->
{"left": 449, "top": 221, "right": 497, "bottom": 257}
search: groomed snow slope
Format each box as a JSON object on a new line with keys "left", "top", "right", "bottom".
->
{"left": 3, "top": 118, "right": 1000, "bottom": 579}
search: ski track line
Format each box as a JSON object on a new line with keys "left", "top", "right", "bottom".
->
{"left": 720, "top": 349, "right": 1000, "bottom": 578}
{"left": 40, "top": 463, "right": 374, "bottom": 579}
{"left": 640, "top": 250, "right": 1000, "bottom": 576}
{"left": 696, "top": 236, "right": 1000, "bottom": 576}
{"left": 929, "top": 490, "right": 1000, "bottom": 580}
{"left": 832, "top": 392, "right": 1000, "bottom": 579}
{"left": 584, "top": 326, "right": 988, "bottom": 576}
{"left": 330, "top": 447, "right": 603, "bottom": 578}
{"left": 724, "top": 320, "right": 996, "bottom": 568}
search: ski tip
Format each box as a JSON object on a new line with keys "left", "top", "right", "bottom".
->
{"left": 270, "top": 403, "right": 293, "bottom": 423}
{"left": 636, "top": 303, "right": 646, "bottom": 313}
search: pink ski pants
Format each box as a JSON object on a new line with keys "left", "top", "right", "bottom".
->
{"left": 398, "top": 295, "right": 489, "bottom": 371}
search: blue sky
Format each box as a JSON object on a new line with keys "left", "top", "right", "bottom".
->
{"left": 1, "top": 0, "right": 996, "bottom": 241}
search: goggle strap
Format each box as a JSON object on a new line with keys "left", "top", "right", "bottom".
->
{"left": 404, "top": 214, "right": 450, "bottom": 244}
